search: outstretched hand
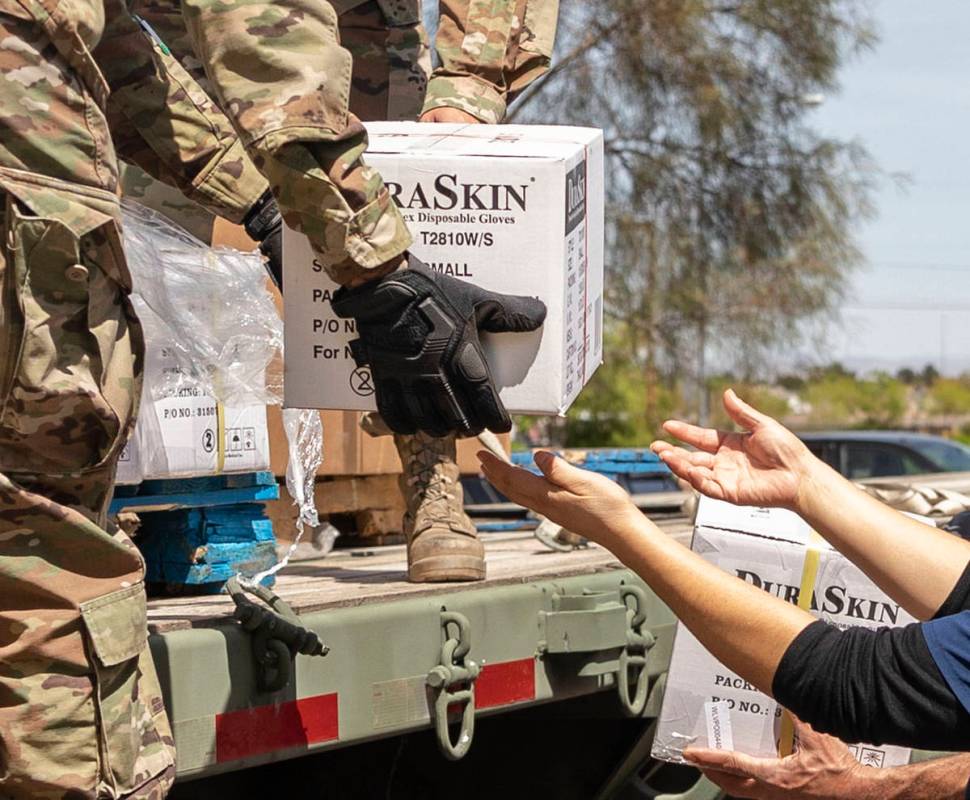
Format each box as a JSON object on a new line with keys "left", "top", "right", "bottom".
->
{"left": 651, "top": 389, "right": 815, "bottom": 511}
{"left": 477, "top": 450, "right": 643, "bottom": 550}
{"left": 684, "top": 718, "right": 870, "bottom": 800}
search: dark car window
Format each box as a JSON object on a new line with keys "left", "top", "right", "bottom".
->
{"left": 804, "top": 440, "right": 839, "bottom": 470}
{"left": 907, "top": 439, "right": 970, "bottom": 472}
{"left": 844, "top": 443, "right": 932, "bottom": 479}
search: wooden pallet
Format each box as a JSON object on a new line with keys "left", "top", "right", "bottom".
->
{"left": 110, "top": 472, "right": 282, "bottom": 594}
{"left": 265, "top": 473, "right": 407, "bottom": 543}
{"left": 110, "top": 471, "right": 280, "bottom": 514}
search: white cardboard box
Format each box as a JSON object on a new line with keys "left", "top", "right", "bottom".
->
{"left": 116, "top": 303, "right": 271, "bottom": 484}
{"left": 652, "top": 497, "right": 915, "bottom": 769}
{"left": 283, "top": 122, "right": 605, "bottom": 415}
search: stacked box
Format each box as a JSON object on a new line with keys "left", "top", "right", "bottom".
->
{"left": 116, "top": 299, "right": 271, "bottom": 484}
{"left": 283, "top": 122, "right": 605, "bottom": 416}
{"left": 652, "top": 496, "right": 917, "bottom": 769}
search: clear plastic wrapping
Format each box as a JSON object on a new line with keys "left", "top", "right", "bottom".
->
{"left": 121, "top": 201, "right": 332, "bottom": 566}
{"left": 122, "top": 200, "right": 283, "bottom": 405}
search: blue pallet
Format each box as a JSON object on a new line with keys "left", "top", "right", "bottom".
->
{"left": 110, "top": 471, "right": 279, "bottom": 514}
{"left": 475, "top": 519, "right": 538, "bottom": 533}
{"left": 138, "top": 502, "right": 277, "bottom": 591}
{"left": 510, "top": 449, "right": 671, "bottom": 477}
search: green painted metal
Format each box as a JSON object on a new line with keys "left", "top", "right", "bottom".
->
{"left": 538, "top": 590, "right": 630, "bottom": 654}
{"left": 617, "top": 585, "right": 654, "bottom": 716}
{"left": 426, "top": 611, "right": 480, "bottom": 760}
{"left": 151, "top": 570, "right": 677, "bottom": 781}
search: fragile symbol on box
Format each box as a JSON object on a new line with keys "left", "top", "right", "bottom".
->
{"left": 227, "top": 427, "right": 257, "bottom": 452}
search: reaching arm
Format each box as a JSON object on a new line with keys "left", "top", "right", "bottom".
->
{"left": 478, "top": 449, "right": 813, "bottom": 694}
{"left": 653, "top": 389, "right": 970, "bottom": 620}
{"left": 478, "top": 445, "right": 970, "bottom": 748}
{"left": 94, "top": 0, "right": 268, "bottom": 224}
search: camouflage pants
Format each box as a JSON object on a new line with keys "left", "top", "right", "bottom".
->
{"left": 0, "top": 10, "right": 174, "bottom": 800}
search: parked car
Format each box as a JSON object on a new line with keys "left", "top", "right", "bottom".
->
{"left": 800, "top": 431, "right": 970, "bottom": 480}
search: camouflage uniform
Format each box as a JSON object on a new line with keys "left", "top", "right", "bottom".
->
{"left": 0, "top": 0, "right": 556, "bottom": 795}
{"left": 0, "top": 1, "right": 175, "bottom": 797}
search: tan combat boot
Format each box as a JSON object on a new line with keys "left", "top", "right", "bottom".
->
{"left": 394, "top": 431, "right": 485, "bottom": 582}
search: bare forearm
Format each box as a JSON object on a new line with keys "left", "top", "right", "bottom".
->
{"left": 864, "top": 754, "right": 970, "bottom": 800}
{"left": 614, "top": 519, "right": 814, "bottom": 693}
{"left": 797, "top": 458, "right": 970, "bottom": 619}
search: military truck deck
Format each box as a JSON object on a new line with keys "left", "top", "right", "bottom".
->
{"left": 146, "top": 518, "right": 694, "bottom": 633}
{"left": 146, "top": 516, "right": 691, "bottom": 780}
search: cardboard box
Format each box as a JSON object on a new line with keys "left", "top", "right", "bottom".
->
{"left": 264, "top": 407, "right": 506, "bottom": 478}
{"left": 116, "top": 301, "right": 271, "bottom": 484}
{"left": 283, "top": 122, "right": 605, "bottom": 415}
{"left": 652, "top": 497, "right": 915, "bottom": 769}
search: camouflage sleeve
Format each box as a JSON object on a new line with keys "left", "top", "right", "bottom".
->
{"left": 93, "top": 0, "right": 268, "bottom": 225}
{"left": 423, "top": 0, "right": 560, "bottom": 124}
{"left": 181, "top": 0, "right": 411, "bottom": 283}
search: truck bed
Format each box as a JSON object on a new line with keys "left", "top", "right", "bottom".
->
{"left": 147, "top": 516, "right": 694, "bottom": 633}
{"left": 147, "top": 516, "right": 691, "bottom": 780}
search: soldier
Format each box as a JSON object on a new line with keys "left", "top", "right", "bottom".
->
{"left": 114, "top": 0, "right": 561, "bottom": 584}
{"left": 0, "top": 1, "right": 555, "bottom": 797}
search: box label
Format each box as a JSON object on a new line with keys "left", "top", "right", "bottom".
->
{"left": 283, "top": 123, "right": 605, "bottom": 415}
{"left": 653, "top": 525, "right": 913, "bottom": 768}
{"left": 562, "top": 158, "right": 589, "bottom": 405}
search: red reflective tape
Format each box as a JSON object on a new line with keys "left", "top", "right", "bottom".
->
{"left": 215, "top": 692, "right": 339, "bottom": 762}
{"left": 477, "top": 658, "right": 535, "bottom": 709}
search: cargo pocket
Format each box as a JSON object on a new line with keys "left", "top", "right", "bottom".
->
{"left": 0, "top": 186, "right": 142, "bottom": 475}
{"left": 81, "top": 584, "right": 175, "bottom": 797}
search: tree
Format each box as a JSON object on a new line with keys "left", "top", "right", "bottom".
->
{"left": 513, "top": 0, "right": 878, "bottom": 437}
{"left": 920, "top": 363, "right": 940, "bottom": 387}
{"left": 896, "top": 366, "right": 917, "bottom": 385}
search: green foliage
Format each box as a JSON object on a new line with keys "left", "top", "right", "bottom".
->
{"left": 803, "top": 372, "right": 905, "bottom": 428}
{"left": 926, "top": 378, "right": 970, "bottom": 416}
{"left": 562, "top": 359, "right": 678, "bottom": 447}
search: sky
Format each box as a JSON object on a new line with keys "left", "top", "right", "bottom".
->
{"left": 810, "top": 0, "right": 970, "bottom": 374}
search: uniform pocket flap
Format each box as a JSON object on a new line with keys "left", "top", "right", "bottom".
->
{"left": 80, "top": 584, "right": 148, "bottom": 667}
{"left": 0, "top": 176, "right": 115, "bottom": 239}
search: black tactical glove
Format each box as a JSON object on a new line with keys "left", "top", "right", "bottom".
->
{"left": 243, "top": 190, "right": 283, "bottom": 290}
{"left": 332, "top": 257, "right": 547, "bottom": 436}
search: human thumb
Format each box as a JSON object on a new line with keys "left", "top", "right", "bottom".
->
{"left": 723, "top": 388, "right": 767, "bottom": 431}
{"left": 474, "top": 292, "right": 547, "bottom": 333}
{"left": 534, "top": 451, "right": 587, "bottom": 489}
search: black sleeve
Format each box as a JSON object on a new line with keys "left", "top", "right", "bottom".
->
{"left": 772, "top": 619, "right": 970, "bottom": 750}
{"left": 935, "top": 559, "right": 970, "bottom": 619}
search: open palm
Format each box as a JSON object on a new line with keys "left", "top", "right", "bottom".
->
{"left": 651, "top": 389, "right": 813, "bottom": 510}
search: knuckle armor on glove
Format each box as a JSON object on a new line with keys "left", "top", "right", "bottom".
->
{"left": 331, "top": 256, "right": 546, "bottom": 436}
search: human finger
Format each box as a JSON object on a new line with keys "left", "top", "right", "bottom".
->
{"left": 662, "top": 420, "right": 725, "bottom": 453}
{"left": 534, "top": 450, "right": 594, "bottom": 491}
{"left": 659, "top": 446, "right": 716, "bottom": 469}
{"left": 478, "top": 451, "right": 554, "bottom": 510}
{"left": 688, "top": 467, "right": 727, "bottom": 501}
{"left": 684, "top": 748, "right": 777, "bottom": 781}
